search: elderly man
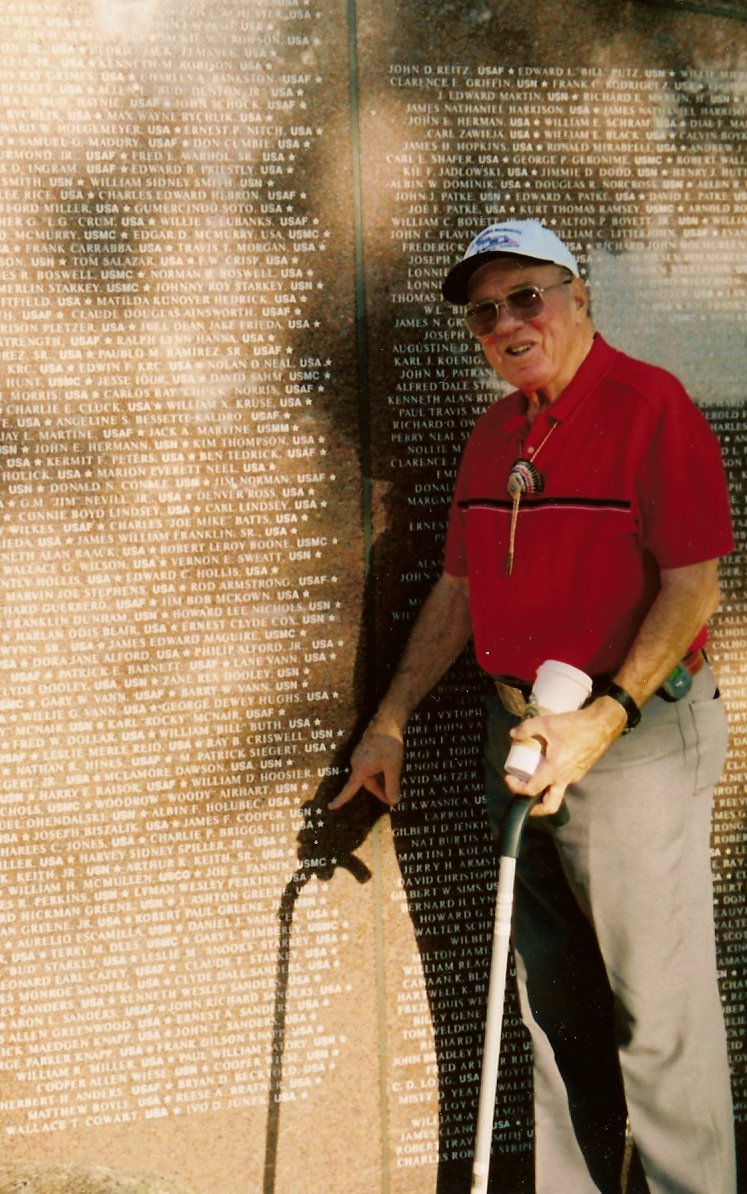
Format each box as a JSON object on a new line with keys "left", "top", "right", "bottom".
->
{"left": 331, "top": 220, "right": 736, "bottom": 1193}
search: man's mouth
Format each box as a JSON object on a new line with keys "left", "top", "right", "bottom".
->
{"left": 505, "top": 343, "right": 534, "bottom": 357}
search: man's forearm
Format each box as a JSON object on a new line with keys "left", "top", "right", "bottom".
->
{"left": 329, "top": 571, "right": 472, "bottom": 809}
{"left": 372, "top": 571, "right": 473, "bottom": 732}
{"left": 607, "top": 557, "right": 722, "bottom": 715}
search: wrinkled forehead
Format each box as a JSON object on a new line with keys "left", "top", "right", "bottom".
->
{"left": 467, "top": 256, "right": 564, "bottom": 301}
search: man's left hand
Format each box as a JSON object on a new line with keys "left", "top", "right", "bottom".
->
{"left": 505, "top": 698, "right": 627, "bottom": 815}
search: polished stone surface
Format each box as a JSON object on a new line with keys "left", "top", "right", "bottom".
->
{"left": 0, "top": 2, "right": 744, "bottom": 1192}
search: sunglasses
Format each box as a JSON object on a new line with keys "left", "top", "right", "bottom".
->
{"left": 464, "top": 278, "right": 572, "bottom": 338}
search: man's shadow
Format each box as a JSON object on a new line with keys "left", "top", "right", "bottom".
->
{"left": 274, "top": 480, "right": 534, "bottom": 1194}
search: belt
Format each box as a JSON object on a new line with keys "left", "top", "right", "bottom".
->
{"left": 493, "top": 677, "right": 534, "bottom": 716}
{"left": 494, "top": 649, "right": 706, "bottom": 717}
{"left": 681, "top": 647, "right": 706, "bottom": 677}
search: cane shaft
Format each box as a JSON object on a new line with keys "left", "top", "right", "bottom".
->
{"left": 471, "top": 857, "right": 517, "bottom": 1194}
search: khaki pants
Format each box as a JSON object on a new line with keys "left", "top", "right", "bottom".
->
{"left": 484, "top": 664, "right": 736, "bottom": 1194}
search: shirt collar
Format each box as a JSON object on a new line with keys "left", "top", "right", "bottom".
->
{"left": 537, "top": 333, "right": 613, "bottom": 424}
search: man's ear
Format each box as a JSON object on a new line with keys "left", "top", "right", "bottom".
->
{"left": 571, "top": 277, "right": 591, "bottom": 319}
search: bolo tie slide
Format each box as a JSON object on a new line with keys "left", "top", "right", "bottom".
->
{"left": 504, "top": 422, "right": 556, "bottom": 576}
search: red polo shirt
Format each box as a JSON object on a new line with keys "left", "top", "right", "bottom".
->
{"left": 443, "top": 335, "right": 734, "bottom": 680}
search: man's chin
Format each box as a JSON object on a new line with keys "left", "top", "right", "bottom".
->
{"left": 498, "top": 360, "right": 546, "bottom": 394}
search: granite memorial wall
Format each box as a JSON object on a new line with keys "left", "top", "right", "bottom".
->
{"left": 0, "top": 1, "right": 744, "bottom": 1192}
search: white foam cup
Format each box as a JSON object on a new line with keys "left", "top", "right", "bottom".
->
{"left": 504, "top": 660, "right": 592, "bottom": 782}
{"left": 504, "top": 739, "right": 545, "bottom": 783}
{"left": 532, "top": 659, "right": 593, "bottom": 715}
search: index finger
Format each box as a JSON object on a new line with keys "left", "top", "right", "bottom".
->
{"left": 327, "top": 774, "right": 364, "bottom": 811}
{"left": 328, "top": 769, "right": 392, "bottom": 810}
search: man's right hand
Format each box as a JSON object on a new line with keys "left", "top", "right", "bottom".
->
{"left": 328, "top": 718, "right": 404, "bottom": 810}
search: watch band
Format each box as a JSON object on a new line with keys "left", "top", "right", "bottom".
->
{"left": 602, "top": 682, "right": 641, "bottom": 732}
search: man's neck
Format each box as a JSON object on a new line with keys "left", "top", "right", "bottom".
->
{"left": 525, "top": 392, "right": 546, "bottom": 425}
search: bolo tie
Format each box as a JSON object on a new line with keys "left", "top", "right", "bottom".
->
{"left": 505, "top": 422, "right": 557, "bottom": 576}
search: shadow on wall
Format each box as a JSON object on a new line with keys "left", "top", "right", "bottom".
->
{"left": 264, "top": 483, "right": 533, "bottom": 1194}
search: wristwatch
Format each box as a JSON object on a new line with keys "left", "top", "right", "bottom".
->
{"left": 602, "top": 682, "right": 641, "bottom": 733}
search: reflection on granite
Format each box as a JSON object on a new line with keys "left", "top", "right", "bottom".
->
{"left": 0, "top": 0, "right": 744, "bottom": 1191}
{"left": 0, "top": 1165, "right": 195, "bottom": 1194}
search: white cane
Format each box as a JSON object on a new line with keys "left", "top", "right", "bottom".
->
{"left": 471, "top": 794, "right": 568, "bottom": 1194}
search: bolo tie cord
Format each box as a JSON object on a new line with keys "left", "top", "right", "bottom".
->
{"left": 505, "top": 422, "right": 557, "bottom": 576}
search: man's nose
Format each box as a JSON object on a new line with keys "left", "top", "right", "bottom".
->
{"left": 490, "top": 299, "right": 523, "bottom": 334}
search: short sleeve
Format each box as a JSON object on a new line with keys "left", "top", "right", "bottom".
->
{"left": 637, "top": 380, "right": 733, "bottom": 568}
{"left": 443, "top": 456, "right": 469, "bottom": 577}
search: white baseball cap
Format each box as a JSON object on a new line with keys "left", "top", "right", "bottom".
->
{"left": 442, "top": 219, "right": 580, "bottom": 304}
